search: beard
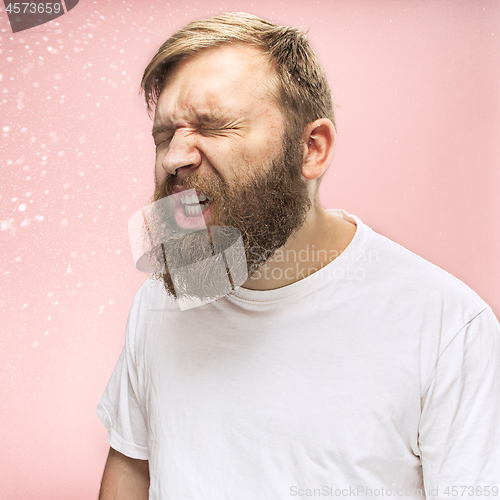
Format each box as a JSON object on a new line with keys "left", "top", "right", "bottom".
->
{"left": 147, "top": 133, "right": 311, "bottom": 304}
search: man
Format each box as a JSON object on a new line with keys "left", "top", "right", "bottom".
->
{"left": 97, "top": 12, "right": 500, "bottom": 500}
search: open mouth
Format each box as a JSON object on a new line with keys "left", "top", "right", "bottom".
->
{"left": 180, "top": 191, "right": 211, "bottom": 217}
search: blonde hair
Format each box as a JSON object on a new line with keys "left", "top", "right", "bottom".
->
{"left": 140, "top": 12, "right": 336, "bottom": 139}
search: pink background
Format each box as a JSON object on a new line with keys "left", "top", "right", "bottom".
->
{"left": 1, "top": 0, "right": 499, "bottom": 498}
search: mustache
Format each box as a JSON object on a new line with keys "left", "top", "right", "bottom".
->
{"left": 153, "top": 171, "right": 229, "bottom": 202}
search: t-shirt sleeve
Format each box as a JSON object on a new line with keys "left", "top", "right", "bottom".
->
{"left": 96, "top": 293, "right": 149, "bottom": 460}
{"left": 418, "top": 306, "right": 500, "bottom": 496}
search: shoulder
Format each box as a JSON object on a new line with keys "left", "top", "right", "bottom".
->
{"left": 365, "top": 225, "right": 487, "bottom": 312}
{"left": 130, "top": 276, "right": 178, "bottom": 314}
{"left": 351, "top": 220, "right": 491, "bottom": 353}
{"left": 125, "top": 277, "right": 178, "bottom": 355}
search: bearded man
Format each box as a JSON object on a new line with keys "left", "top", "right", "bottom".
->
{"left": 97, "top": 12, "right": 500, "bottom": 500}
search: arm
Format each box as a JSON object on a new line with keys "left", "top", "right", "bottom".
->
{"left": 98, "top": 446, "right": 150, "bottom": 500}
{"left": 419, "top": 307, "right": 500, "bottom": 494}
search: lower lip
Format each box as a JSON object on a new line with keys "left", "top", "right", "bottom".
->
{"left": 174, "top": 200, "right": 212, "bottom": 230}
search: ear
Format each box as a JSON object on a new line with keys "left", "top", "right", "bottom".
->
{"left": 300, "top": 119, "right": 336, "bottom": 180}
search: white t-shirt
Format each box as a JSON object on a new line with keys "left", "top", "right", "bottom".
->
{"left": 96, "top": 210, "right": 500, "bottom": 499}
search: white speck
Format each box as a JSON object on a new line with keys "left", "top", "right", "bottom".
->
{"left": 71, "top": 251, "right": 77, "bottom": 257}
{"left": 57, "top": 151, "right": 65, "bottom": 157}
{"left": 15, "top": 256, "right": 21, "bottom": 262}
{"left": 2, "top": 126, "right": 9, "bottom": 132}
{"left": 1, "top": 220, "right": 13, "bottom": 231}
{"left": 66, "top": 267, "right": 72, "bottom": 274}
{"left": 46, "top": 316, "right": 52, "bottom": 321}
{"left": 116, "top": 250, "right": 121, "bottom": 255}
{"left": 61, "top": 219, "right": 68, "bottom": 227}
{"left": 22, "top": 303, "right": 28, "bottom": 308}
{"left": 20, "top": 219, "right": 30, "bottom": 227}
{"left": 44, "top": 330, "right": 49, "bottom": 336}
{"left": 33, "top": 341, "right": 39, "bottom": 348}
{"left": 18, "top": 204, "right": 27, "bottom": 212}
{"left": 47, "top": 292, "right": 54, "bottom": 297}
{"left": 49, "top": 131, "right": 60, "bottom": 143}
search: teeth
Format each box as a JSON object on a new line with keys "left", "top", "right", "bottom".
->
{"left": 180, "top": 193, "right": 196, "bottom": 204}
{"left": 185, "top": 204, "right": 202, "bottom": 216}
{"left": 180, "top": 192, "right": 210, "bottom": 205}
{"left": 182, "top": 197, "right": 211, "bottom": 217}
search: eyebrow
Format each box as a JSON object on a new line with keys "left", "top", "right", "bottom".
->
{"left": 152, "top": 111, "right": 235, "bottom": 136}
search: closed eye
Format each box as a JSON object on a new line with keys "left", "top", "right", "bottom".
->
{"left": 199, "top": 126, "right": 242, "bottom": 137}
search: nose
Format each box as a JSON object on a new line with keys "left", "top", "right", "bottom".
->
{"left": 160, "top": 129, "right": 202, "bottom": 181}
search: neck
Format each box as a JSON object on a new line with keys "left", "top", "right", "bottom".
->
{"left": 242, "top": 202, "right": 357, "bottom": 291}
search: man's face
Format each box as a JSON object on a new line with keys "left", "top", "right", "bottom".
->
{"left": 149, "top": 44, "right": 311, "bottom": 300}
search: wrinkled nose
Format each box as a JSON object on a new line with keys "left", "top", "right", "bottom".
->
{"left": 160, "top": 130, "right": 202, "bottom": 181}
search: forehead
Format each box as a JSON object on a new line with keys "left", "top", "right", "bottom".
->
{"left": 154, "top": 44, "right": 281, "bottom": 125}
